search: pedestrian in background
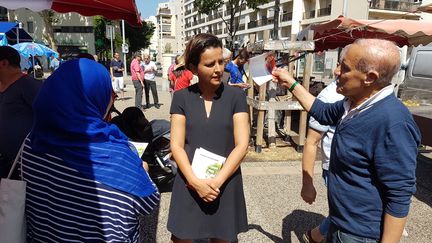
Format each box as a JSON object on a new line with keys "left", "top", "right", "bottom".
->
{"left": 169, "top": 55, "right": 193, "bottom": 92}
{"left": 141, "top": 54, "right": 160, "bottom": 109}
{"left": 131, "top": 52, "right": 144, "bottom": 110}
{"left": 49, "top": 55, "right": 60, "bottom": 73}
{"left": 168, "top": 33, "right": 250, "bottom": 243}
{"left": 225, "top": 48, "right": 250, "bottom": 90}
{"left": 221, "top": 48, "right": 232, "bottom": 83}
{"left": 168, "top": 54, "right": 180, "bottom": 97}
{"left": 110, "top": 52, "right": 125, "bottom": 99}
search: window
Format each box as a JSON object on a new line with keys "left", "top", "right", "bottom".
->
{"left": 313, "top": 53, "right": 325, "bottom": 73}
{"left": 0, "top": 7, "right": 7, "bottom": 21}
{"left": 27, "top": 21, "right": 34, "bottom": 33}
{"left": 53, "top": 26, "right": 93, "bottom": 33}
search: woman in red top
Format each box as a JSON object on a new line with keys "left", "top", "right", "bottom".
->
{"left": 169, "top": 55, "right": 193, "bottom": 92}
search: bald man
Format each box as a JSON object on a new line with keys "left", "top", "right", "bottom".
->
{"left": 273, "top": 39, "right": 420, "bottom": 243}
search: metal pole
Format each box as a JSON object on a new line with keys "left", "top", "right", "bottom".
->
{"left": 342, "top": 0, "right": 348, "bottom": 16}
{"left": 273, "top": 0, "right": 280, "bottom": 40}
{"left": 160, "top": 14, "right": 162, "bottom": 62}
{"left": 110, "top": 25, "right": 114, "bottom": 57}
{"left": 122, "top": 20, "right": 127, "bottom": 76}
{"left": 16, "top": 26, "right": 19, "bottom": 44}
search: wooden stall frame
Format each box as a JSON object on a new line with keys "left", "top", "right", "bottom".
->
{"left": 247, "top": 31, "right": 315, "bottom": 153}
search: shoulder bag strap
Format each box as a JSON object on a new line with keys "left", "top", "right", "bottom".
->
{"left": 7, "top": 135, "right": 28, "bottom": 179}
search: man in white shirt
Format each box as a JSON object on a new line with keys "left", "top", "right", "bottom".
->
{"left": 141, "top": 54, "right": 160, "bottom": 109}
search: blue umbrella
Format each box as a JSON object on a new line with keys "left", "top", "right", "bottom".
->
{"left": 12, "top": 42, "right": 58, "bottom": 58}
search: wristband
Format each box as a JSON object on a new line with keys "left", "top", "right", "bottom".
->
{"left": 289, "top": 81, "right": 299, "bottom": 92}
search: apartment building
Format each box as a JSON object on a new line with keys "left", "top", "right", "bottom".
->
{"left": 180, "top": 0, "right": 425, "bottom": 81}
{"left": 7, "top": 9, "right": 96, "bottom": 57}
{"left": 154, "top": 1, "right": 185, "bottom": 62}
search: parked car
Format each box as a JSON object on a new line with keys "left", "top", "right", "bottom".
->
{"left": 398, "top": 45, "right": 432, "bottom": 146}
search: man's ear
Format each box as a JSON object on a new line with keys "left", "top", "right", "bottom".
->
{"left": 365, "top": 70, "right": 379, "bottom": 86}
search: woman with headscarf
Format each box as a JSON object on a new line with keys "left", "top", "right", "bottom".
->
{"left": 19, "top": 58, "right": 160, "bottom": 242}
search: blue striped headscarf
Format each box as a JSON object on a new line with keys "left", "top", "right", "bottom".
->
{"left": 30, "top": 58, "right": 157, "bottom": 197}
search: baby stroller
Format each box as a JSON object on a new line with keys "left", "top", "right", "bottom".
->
{"left": 110, "top": 107, "right": 177, "bottom": 192}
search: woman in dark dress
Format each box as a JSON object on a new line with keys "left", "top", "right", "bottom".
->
{"left": 168, "top": 33, "right": 250, "bottom": 242}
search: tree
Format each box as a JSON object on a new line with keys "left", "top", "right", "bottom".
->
{"left": 125, "top": 21, "right": 155, "bottom": 53}
{"left": 194, "top": 0, "right": 268, "bottom": 50}
{"left": 94, "top": 16, "right": 111, "bottom": 58}
{"left": 94, "top": 17, "right": 154, "bottom": 59}
{"left": 39, "top": 10, "right": 58, "bottom": 52}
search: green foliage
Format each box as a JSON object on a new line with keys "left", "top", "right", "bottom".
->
{"left": 194, "top": 0, "right": 269, "bottom": 15}
{"left": 194, "top": 0, "right": 223, "bottom": 14}
{"left": 194, "top": 0, "right": 269, "bottom": 50}
{"left": 94, "top": 18, "right": 154, "bottom": 59}
{"left": 94, "top": 16, "right": 110, "bottom": 57}
{"left": 125, "top": 21, "right": 155, "bottom": 54}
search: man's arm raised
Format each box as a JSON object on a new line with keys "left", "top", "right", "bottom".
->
{"left": 272, "top": 68, "right": 316, "bottom": 112}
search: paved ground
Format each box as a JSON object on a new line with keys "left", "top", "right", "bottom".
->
{"left": 118, "top": 77, "right": 431, "bottom": 243}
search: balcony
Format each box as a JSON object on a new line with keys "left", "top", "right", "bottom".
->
{"left": 237, "top": 24, "right": 245, "bottom": 31}
{"left": 158, "top": 8, "right": 171, "bottom": 15}
{"left": 207, "top": 14, "right": 217, "bottom": 21}
{"left": 317, "top": 7, "right": 331, "bottom": 17}
{"left": 369, "top": 0, "right": 421, "bottom": 12}
{"left": 192, "top": 19, "right": 205, "bottom": 26}
{"left": 248, "top": 21, "right": 257, "bottom": 29}
{"left": 281, "top": 12, "right": 293, "bottom": 22}
{"left": 303, "top": 10, "right": 316, "bottom": 19}
{"left": 185, "top": 9, "right": 192, "bottom": 15}
{"left": 212, "top": 29, "right": 223, "bottom": 35}
{"left": 248, "top": 17, "right": 273, "bottom": 28}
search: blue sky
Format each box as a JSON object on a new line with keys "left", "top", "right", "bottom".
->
{"left": 136, "top": 0, "right": 167, "bottom": 19}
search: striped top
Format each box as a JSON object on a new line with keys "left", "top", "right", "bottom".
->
{"left": 21, "top": 138, "right": 160, "bottom": 243}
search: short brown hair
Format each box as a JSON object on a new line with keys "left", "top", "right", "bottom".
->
{"left": 235, "top": 48, "right": 250, "bottom": 61}
{"left": 0, "top": 46, "right": 20, "bottom": 68}
{"left": 184, "top": 33, "right": 222, "bottom": 70}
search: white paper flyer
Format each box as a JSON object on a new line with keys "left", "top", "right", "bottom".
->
{"left": 129, "top": 141, "right": 149, "bottom": 157}
{"left": 191, "top": 148, "right": 226, "bottom": 179}
{"left": 249, "top": 53, "right": 274, "bottom": 86}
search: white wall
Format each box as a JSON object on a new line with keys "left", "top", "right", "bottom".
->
{"left": 11, "top": 9, "right": 95, "bottom": 54}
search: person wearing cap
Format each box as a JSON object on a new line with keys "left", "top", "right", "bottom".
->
{"left": 169, "top": 55, "right": 193, "bottom": 92}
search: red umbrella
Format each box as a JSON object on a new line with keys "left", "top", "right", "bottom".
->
{"left": 297, "top": 15, "right": 432, "bottom": 51}
{"left": 0, "top": 0, "right": 142, "bottom": 26}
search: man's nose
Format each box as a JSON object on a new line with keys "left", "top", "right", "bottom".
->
{"left": 334, "top": 65, "right": 341, "bottom": 76}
